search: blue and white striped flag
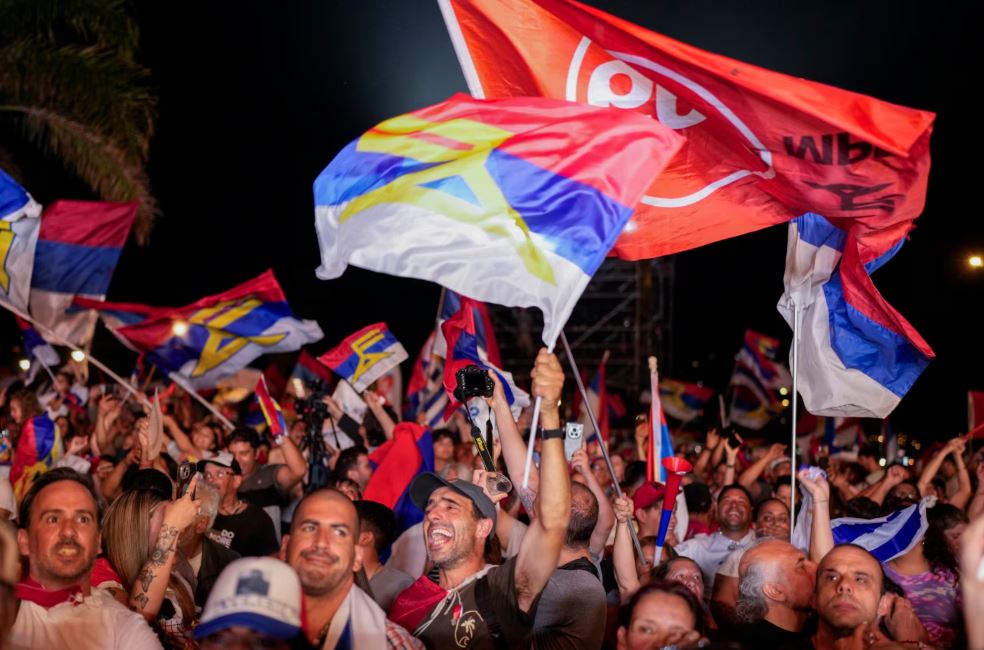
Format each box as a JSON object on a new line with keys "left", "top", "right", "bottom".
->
{"left": 792, "top": 466, "right": 932, "bottom": 562}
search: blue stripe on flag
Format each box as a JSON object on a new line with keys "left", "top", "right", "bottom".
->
{"left": 331, "top": 333, "right": 401, "bottom": 380}
{"left": 831, "top": 508, "right": 905, "bottom": 544}
{"left": 31, "top": 241, "right": 122, "bottom": 295}
{"left": 865, "top": 505, "right": 925, "bottom": 562}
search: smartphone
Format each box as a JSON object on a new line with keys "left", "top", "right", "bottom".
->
{"left": 177, "top": 462, "right": 195, "bottom": 497}
{"left": 564, "top": 422, "right": 584, "bottom": 461}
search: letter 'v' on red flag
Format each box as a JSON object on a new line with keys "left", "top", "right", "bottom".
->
{"left": 438, "top": 0, "right": 935, "bottom": 261}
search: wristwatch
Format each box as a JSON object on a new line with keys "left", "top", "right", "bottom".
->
{"left": 541, "top": 428, "right": 564, "bottom": 440}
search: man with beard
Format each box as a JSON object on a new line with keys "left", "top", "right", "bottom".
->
{"left": 813, "top": 544, "right": 928, "bottom": 649}
{"left": 675, "top": 484, "right": 756, "bottom": 596}
{"left": 733, "top": 540, "right": 817, "bottom": 647}
{"left": 8, "top": 468, "right": 162, "bottom": 649}
{"left": 281, "top": 488, "right": 422, "bottom": 648}
{"left": 388, "top": 349, "right": 571, "bottom": 650}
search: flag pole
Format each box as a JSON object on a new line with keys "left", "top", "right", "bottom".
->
{"left": 560, "top": 331, "right": 648, "bottom": 562}
{"left": 1, "top": 301, "right": 148, "bottom": 406}
{"left": 790, "top": 304, "right": 801, "bottom": 525}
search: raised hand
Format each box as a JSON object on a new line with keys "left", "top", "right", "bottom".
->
{"left": 163, "top": 475, "right": 203, "bottom": 532}
{"left": 613, "top": 495, "right": 634, "bottom": 522}
{"left": 570, "top": 447, "right": 590, "bottom": 476}
{"left": 705, "top": 428, "right": 721, "bottom": 451}
{"left": 797, "top": 469, "right": 830, "bottom": 502}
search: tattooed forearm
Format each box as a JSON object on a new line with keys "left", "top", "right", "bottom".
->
{"left": 129, "top": 523, "right": 180, "bottom": 615}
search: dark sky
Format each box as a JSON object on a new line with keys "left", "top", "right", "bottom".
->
{"left": 86, "top": 0, "right": 982, "bottom": 437}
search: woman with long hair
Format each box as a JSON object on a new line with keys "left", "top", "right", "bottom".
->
{"left": 102, "top": 480, "right": 201, "bottom": 649}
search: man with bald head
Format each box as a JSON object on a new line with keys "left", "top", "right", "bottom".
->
{"left": 812, "top": 544, "right": 928, "bottom": 649}
{"left": 733, "top": 539, "right": 817, "bottom": 647}
{"left": 281, "top": 488, "right": 421, "bottom": 648}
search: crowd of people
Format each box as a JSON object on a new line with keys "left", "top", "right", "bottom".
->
{"left": 1, "top": 352, "right": 983, "bottom": 650}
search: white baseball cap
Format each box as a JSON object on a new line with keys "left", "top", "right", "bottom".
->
{"left": 194, "top": 557, "right": 302, "bottom": 640}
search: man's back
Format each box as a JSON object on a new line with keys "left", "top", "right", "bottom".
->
{"left": 532, "top": 557, "right": 606, "bottom": 650}
{"left": 9, "top": 588, "right": 163, "bottom": 650}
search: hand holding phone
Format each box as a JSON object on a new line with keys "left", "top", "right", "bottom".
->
{"left": 564, "top": 422, "right": 584, "bottom": 461}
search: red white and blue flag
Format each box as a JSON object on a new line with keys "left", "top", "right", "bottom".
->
{"left": 30, "top": 200, "right": 137, "bottom": 345}
{"left": 441, "top": 295, "right": 529, "bottom": 418}
{"left": 431, "top": 290, "right": 501, "bottom": 366}
{"left": 578, "top": 355, "right": 626, "bottom": 442}
{"left": 404, "top": 331, "right": 450, "bottom": 429}
{"left": 255, "top": 375, "right": 286, "bottom": 438}
{"left": 778, "top": 214, "right": 933, "bottom": 418}
{"left": 729, "top": 330, "right": 791, "bottom": 430}
{"left": 10, "top": 413, "right": 61, "bottom": 500}
{"left": 364, "top": 422, "right": 436, "bottom": 533}
{"left": 659, "top": 379, "right": 714, "bottom": 423}
{"left": 318, "top": 323, "right": 408, "bottom": 393}
{"left": 16, "top": 316, "right": 59, "bottom": 382}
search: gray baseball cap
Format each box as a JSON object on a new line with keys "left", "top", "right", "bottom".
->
{"left": 409, "top": 472, "right": 497, "bottom": 527}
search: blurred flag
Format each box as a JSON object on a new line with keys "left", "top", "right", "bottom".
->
{"left": 72, "top": 296, "right": 167, "bottom": 351}
{"left": 647, "top": 360, "right": 674, "bottom": 482}
{"left": 438, "top": 0, "right": 934, "bottom": 260}
{"left": 968, "top": 391, "right": 984, "bottom": 440}
{"left": 319, "top": 323, "right": 408, "bottom": 393}
{"left": 441, "top": 295, "right": 529, "bottom": 418}
{"left": 314, "top": 93, "right": 682, "bottom": 346}
{"left": 30, "top": 201, "right": 137, "bottom": 345}
{"left": 578, "top": 353, "right": 625, "bottom": 442}
{"left": 10, "top": 413, "right": 61, "bottom": 500}
{"left": 16, "top": 316, "right": 59, "bottom": 382}
{"left": 729, "top": 330, "right": 791, "bottom": 430}
{"left": 431, "top": 290, "right": 501, "bottom": 366}
{"left": 376, "top": 365, "right": 403, "bottom": 417}
{"left": 110, "top": 270, "right": 323, "bottom": 389}
{"left": 0, "top": 168, "right": 42, "bottom": 311}
{"left": 659, "top": 379, "right": 714, "bottom": 423}
{"left": 777, "top": 214, "right": 933, "bottom": 418}
{"left": 255, "top": 375, "right": 286, "bottom": 438}
{"left": 289, "top": 349, "right": 334, "bottom": 389}
{"left": 332, "top": 379, "right": 368, "bottom": 424}
{"left": 405, "top": 331, "right": 450, "bottom": 429}
{"left": 364, "top": 422, "right": 436, "bottom": 533}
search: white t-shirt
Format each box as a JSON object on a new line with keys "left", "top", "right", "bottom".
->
{"left": 674, "top": 530, "right": 756, "bottom": 595}
{"left": 8, "top": 587, "right": 163, "bottom": 650}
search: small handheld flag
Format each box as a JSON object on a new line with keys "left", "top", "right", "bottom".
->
{"left": 255, "top": 375, "right": 287, "bottom": 441}
{"left": 318, "top": 323, "right": 408, "bottom": 394}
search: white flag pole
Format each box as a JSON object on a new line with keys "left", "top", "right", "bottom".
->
{"left": 790, "top": 304, "right": 801, "bottom": 526}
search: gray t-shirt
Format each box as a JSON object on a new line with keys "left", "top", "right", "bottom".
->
{"left": 533, "top": 558, "right": 606, "bottom": 650}
{"left": 369, "top": 564, "right": 416, "bottom": 614}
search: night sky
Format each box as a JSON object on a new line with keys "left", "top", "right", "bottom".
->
{"left": 30, "top": 1, "right": 984, "bottom": 438}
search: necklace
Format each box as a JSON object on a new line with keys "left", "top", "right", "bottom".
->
{"left": 220, "top": 500, "right": 246, "bottom": 516}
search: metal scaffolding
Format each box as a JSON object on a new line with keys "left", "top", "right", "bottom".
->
{"left": 488, "top": 257, "right": 675, "bottom": 398}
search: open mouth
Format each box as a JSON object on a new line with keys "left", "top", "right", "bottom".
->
{"left": 427, "top": 527, "right": 453, "bottom": 551}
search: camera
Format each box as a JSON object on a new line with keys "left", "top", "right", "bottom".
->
{"left": 453, "top": 365, "right": 494, "bottom": 403}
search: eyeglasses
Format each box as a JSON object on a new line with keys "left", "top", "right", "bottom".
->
{"left": 204, "top": 470, "right": 232, "bottom": 481}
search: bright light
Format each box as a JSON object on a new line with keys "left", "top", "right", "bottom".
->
{"left": 970, "top": 255, "right": 983, "bottom": 268}
{"left": 172, "top": 320, "right": 189, "bottom": 336}
{"left": 877, "top": 435, "right": 885, "bottom": 442}
{"left": 879, "top": 458, "right": 887, "bottom": 467}
{"left": 781, "top": 398, "right": 790, "bottom": 407}
{"left": 779, "top": 387, "right": 789, "bottom": 396}
{"left": 70, "top": 350, "right": 86, "bottom": 362}
{"left": 18, "top": 358, "right": 30, "bottom": 371}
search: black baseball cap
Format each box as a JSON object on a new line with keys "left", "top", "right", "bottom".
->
{"left": 409, "top": 472, "right": 496, "bottom": 526}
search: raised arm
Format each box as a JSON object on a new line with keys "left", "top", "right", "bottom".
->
{"left": 514, "top": 350, "right": 571, "bottom": 613}
{"left": 274, "top": 435, "right": 307, "bottom": 491}
{"left": 129, "top": 478, "right": 201, "bottom": 618}
{"left": 969, "top": 463, "right": 984, "bottom": 522}
{"left": 860, "top": 464, "right": 906, "bottom": 506}
{"left": 570, "top": 447, "right": 615, "bottom": 557}
{"left": 611, "top": 494, "right": 642, "bottom": 601}
{"left": 694, "top": 428, "right": 720, "bottom": 479}
{"left": 723, "top": 434, "right": 742, "bottom": 486}
{"left": 918, "top": 437, "right": 960, "bottom": 498}
{"left": 162, "top": 414, "right": 205, "bottom": 460}
{"left": 739, "top": 443, "right": 784, "bottom": 490}
{"left": 93, "top": 393, "right": 122, "bottom": 456}
{"left": 798, "top": 470, "right": 834, "bottom": 562}
{"left": 363, "top": 391, "right": 396, "bottom": 440}
{"left": 486, "top": 370, "right": 539, "bottom": 508}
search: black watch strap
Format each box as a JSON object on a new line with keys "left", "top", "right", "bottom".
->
{"left": 541, "top": 428, "right": 564, "bottom": 440}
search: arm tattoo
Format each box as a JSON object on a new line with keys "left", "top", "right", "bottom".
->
{"left": 130, "top": 523, "right": 180, "bottom": 610}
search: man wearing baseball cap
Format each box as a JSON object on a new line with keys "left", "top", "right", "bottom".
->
{"left": 202, "top": 452, "right": 279, "bottom": 557}
{"left": 389, "top": 349, "right": 572, "bottom": 650}
{"left": 194, "top": 556, "right": 305, "bottom": 649}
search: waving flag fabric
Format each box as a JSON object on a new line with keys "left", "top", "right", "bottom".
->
{"left": 777, "top": 214, "right": 933, "bottom": 418}
{"left": 255, "top": 375, "right": 287, "bottom": 438}
{"left": 0, "top": 168, "right": 42, "bottom": 311}
{"left": 319, "top": 323, "right": 408, "bottom": 393}
{"left": 405, "top": 331, "right": 450, "bottom": 429}
{"left": 431, "top": 290, "right": 501, "bottom": 365}
{"left": 364, "top": 422, "right": 436, "bottom": 533}
{"left": 729, "top": 330, "right": 791, "bottom": 430}
{"left": 30, "top": 201, "right": 137, "bottom": 345}
{"left": 314, "top": 93, "right": 682, "bottom": 346}
{"left": 10, "top": 414, "right": 61, "bottom": 500}
{"left": 111, "top": 270, "right": 323, "bottom": 389}
{"left": 441, "top": 295, "right": 529, "bottom": 418}
{"left": 290, "top": 349, "right": 334, "bottom": 388}
{"left": 659, "top": 379, "right": 714, "bottom": 423}
{"left": 793, "top": 468, "right": 932, "bottom": 562}
{"left": 438, "top": 0, "right": 934, "bottom": 261}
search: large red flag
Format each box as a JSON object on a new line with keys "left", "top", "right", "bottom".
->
{"left": 439, "top": 0, "right": 934, "bottom": 261}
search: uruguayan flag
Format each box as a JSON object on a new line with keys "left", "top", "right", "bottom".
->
{"left": 792, "top": 466, "right": 933, "bottom": 562}
{"left": 0, "top": 168, "right": 42, "bottom": 312}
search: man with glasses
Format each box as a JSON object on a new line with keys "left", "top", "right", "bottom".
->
{"left": 202, "top": 452, "right": 279, "bottom": 557}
